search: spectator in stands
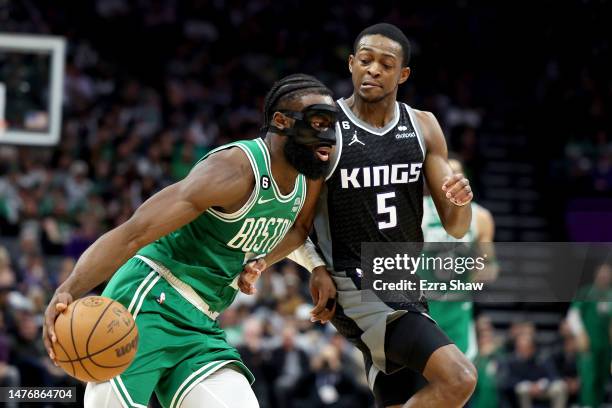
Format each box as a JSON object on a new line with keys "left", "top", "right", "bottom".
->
{"left": 268, "top": 324, "right": 310, "bottom": 408}
{"left": 9, "top": 309, "right": 64, "bottom": 387}
{"left": 292, "top": 344, "right": 369, "bottom": 408}
{"left": 328, "top": 332, "right": 369, "bottom": 389}
{"left": 502, "top": 331, "right": 567, "bottom": 408}
{"left": 0, "top": 246, "right": 15, "bottom": 289}
{"left": 276, "top": 263, "right": 306, "bottom": 317}
{"left": 550, "top": 321, "right": 580, "bottom": 406}
{"left": 293, "top": 303, "right": 327, "bottom": 357}
{"left": 237, "top": 318, "right": 272, "bottom": 408}
{"left": 471, "top": 315, "right": 503, "bottom": 408}
{"left": 0, "top": 313, "right": 20, "bottom": 406}
{"left": 64, "top": 160, "right": 92, "bottom": 211}
{"left": 505, "top": 320, "right": 536, "bottom": 354}
{"left": 0, "top": 246, "right": 17, "bottom": 333}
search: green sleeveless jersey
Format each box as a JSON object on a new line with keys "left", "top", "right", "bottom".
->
{"left": 422, "top": 196, "right": 480, "bottom": 357}
{"left": 420, "top": 195, "right": 480, "bottom": 290}
{"left": 137, "top": 138, "right": 307, "bottom": 313}
{"left": 422, "top": 196, "right": 478, "bottom": 243}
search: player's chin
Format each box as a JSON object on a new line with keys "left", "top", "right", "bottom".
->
{"left": 358, "top": 88, "right": 386, "bottom": 103}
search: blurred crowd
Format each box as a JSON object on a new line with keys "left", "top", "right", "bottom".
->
{"left": 1, "top": 0, "right": 611, "bottom": 407}
{"left": 472, "top": 265, "right": 611, "bottom": 408}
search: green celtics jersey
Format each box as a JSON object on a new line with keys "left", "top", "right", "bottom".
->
{"left": 422, "top": 196, "right": 480, "bottom": 359}
{"left": 422, "top": 196, "right": 479, "bottom": 243}
{"left": 138, "top": 138, "right": 306, "bottom": 313}
{"left": 571, "top": 286, "right": 612, "bottom": 350}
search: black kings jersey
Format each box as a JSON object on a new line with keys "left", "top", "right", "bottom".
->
{"left": 316, "top": 98, "right": 426, "bottom": 271}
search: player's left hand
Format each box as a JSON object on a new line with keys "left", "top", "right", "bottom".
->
{"left": 309, "top": 266, "right": 337, "bottom": 324}
{"left": 442, "top": 173, "right": 473, "bottom": 206}
{"left": 238, "top": 258, "right": 266, "bottom": 295}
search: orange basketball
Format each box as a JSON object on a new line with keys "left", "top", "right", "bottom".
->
{"left": 52, "top": 296, "right": 139, "bottom": 382}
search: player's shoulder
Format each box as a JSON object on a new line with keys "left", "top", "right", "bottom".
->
{"left": 474, "top": 203, "right": 494, "bottom": 226}
{"left": 190, "top": 144, "right": 254, "bottom": 187}
{"left": 180, "top": 145, "right": 255, "bottom": 209}
{"left": 401, "top": 105, "right": 444, "bottom": 149}
{"left": 404, "top": 106, "right": 439, "bottom": 126}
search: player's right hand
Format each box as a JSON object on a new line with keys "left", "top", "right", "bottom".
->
{"left": 238, "top": 258, "right": 266, "bottom": 295}
{"left": 309, "top": 266, "right": 336, "bottom": 324}
{"left": 43, "top": 291, "right": 73, "bottom": 363}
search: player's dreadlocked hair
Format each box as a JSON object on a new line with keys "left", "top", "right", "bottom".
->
{"left": 261, "top": 73, "right": 332, "bottom": 134}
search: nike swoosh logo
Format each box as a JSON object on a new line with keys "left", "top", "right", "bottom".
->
{"left": 258, "top": 197, "right": 275, "bottom": 204}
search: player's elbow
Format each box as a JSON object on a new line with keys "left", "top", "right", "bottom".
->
{"left": 445, "top": 223, "right": 468, "bottom": 239}
{"left": 449, "top": 229, "right": 467, "bottom": 239}
{"left": 119, "top": 218, "right": 151, "bottom": 255}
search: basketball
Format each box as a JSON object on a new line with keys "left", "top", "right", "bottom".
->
{"left": 51, "top": 296, "right": 139, "bottom": 382}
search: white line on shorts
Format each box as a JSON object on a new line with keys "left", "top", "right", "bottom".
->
{"left": 132, "top": 276, "right": 160, "bottom": 320}
{"left": 117, "top": 376, "right": 147, "bottom": 408}
{"left": 127, "top": 271, "right": 156, "bottom": 313}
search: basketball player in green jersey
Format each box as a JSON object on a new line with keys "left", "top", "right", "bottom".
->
{"left": 42, "top": 74, "right": 339, "bottom": 408}
{"left": 422, "top": 156, "right": 497, "bottom": 360}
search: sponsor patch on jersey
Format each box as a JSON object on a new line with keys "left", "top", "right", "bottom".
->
{"left": 395, "top": 131, "right": 417, "bottom": 139}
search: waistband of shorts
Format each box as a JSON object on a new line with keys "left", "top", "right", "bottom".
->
{"left": 134, "top": 255, "right": 220, "bottom": 320}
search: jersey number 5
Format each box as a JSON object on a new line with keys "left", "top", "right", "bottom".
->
{"left": 377, "top": 192, "right": 397, "bottom": 230}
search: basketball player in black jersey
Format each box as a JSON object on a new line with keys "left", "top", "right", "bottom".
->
{"left": 240, "top": 23, "right": 477, "bottom": 408}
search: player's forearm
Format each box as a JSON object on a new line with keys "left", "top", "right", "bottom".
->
{"left": 264, "top": 225, "right": 310, "bottom": 267}
{"left": 56, "top": 226, "right": 141, "bottom": 298}
{"left": 441, "top": 204, "right": 472, "bottom": 238}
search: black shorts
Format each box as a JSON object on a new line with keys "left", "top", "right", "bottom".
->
{"left": 372, "top": 312, "right": 452, "bottom": 407}
{"left": 329, "top": 271, "right": 453, "bottom": 408}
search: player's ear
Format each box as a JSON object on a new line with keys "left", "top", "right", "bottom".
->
{"left": 348, "top": 55, "right": 354, "bottom": 74}
{"left": 398, "top": 67, "right": 411, "bottom": 84}
{"left": 272, "top": 111, "right": 291, "bottom": 130}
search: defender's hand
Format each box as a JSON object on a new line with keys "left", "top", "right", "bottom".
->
{"left": 442, "top": 173, "right": 473, "bottom": 206}
{"left": 238, "top": 258, "right": 266, "bottom": 295}
{"left": 43, "top": 291, "right": 74, "bottom": 363}
{"left": 309, "top": 266, "right": 337, "bottom": 324}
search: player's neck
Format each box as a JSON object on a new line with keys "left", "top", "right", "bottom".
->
{"left": 347, "top": 93, "right": 397, "bottom": 128}
{"left": 264, "top": 135, "right": 299, "bottom": 195}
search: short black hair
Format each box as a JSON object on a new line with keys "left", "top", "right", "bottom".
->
{"left": 353, "top": 23, "right": 411, "bottom": 66}
{"left": 262, "top": 73, "right": 333, "bottom": 133}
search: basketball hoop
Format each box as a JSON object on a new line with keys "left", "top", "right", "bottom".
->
{"left": 0, "top": 34, "right": 65, "bottom": 145}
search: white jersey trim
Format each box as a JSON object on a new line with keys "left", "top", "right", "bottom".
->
{"left": 404, "top": 104, "right": 426, "bottom": 159}
{"left": 206, "top": 143, "right": 260, "bottom": 222}
{"left": 337, "top": 98, "right": 400, "bottom": 136}
{"left": 325, "top": 121, "right": 343, "bottom": 181}
{"left": 256, "top": 138, "right": 301, "bottom": 203}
